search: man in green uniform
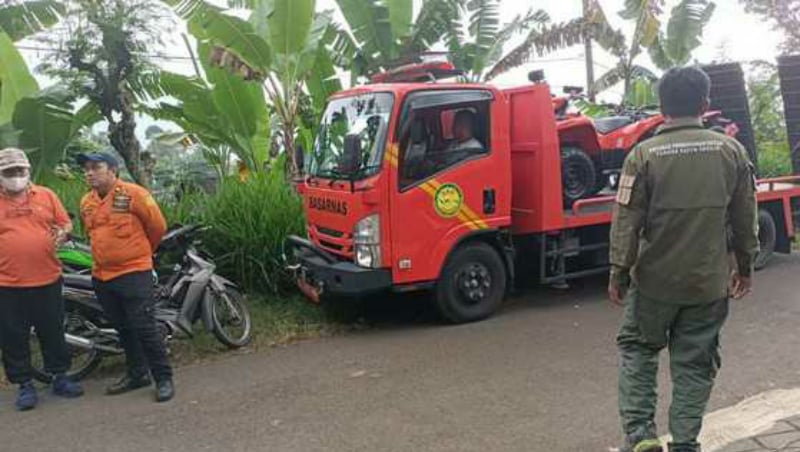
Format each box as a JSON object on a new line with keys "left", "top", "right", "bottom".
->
{"left": 609, "top": 67, "right": 759, "bottom": 452}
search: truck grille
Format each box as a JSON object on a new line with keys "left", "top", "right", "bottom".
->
{"left": 317, "top": 226, "right": 345, "bottom": 238}
{"left": 310, "top": 224, "right": 353, "bottom": 257}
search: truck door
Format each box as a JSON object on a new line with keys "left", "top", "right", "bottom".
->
{"left": 389, "top": 89, "right": 509, "bottom": 285}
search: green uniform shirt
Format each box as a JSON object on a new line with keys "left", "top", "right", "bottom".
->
{"left": 609, "top": 117, "right": 759, "bottom": 304}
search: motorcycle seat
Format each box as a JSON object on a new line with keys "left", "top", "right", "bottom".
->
{"left": 594, "top": 116, "right": 635, "bottom": 134}
{"left": 63, "top": 273, "right": 94, "bottom": 290}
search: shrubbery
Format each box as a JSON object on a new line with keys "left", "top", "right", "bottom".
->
{"left": 190, "top": 171, "right": 305, "bottom": 295}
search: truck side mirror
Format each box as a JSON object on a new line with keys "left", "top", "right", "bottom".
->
{"left": 294, "top": 144, "right": 305, "bottom": 173}
{"left": 341, "top": 134, "right": 362, "bottom": 174}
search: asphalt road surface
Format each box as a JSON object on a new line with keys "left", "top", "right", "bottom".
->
{"left": 2, "top": 255, "right": 800, "bottom": 452}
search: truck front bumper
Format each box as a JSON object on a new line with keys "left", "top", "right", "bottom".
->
{"left": 284, "top": 235, "right": 392, "bottom": 302}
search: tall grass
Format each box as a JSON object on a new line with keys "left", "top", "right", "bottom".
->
{"left": 196, "top": 170, "right": 305, "bottom": 295}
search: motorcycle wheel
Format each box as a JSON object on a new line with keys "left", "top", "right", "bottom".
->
{"left": 30, "top": 309, "right": 104, "bottom": 383}
{"left": 210, "top": 287, "right": 253, "bottom": 348}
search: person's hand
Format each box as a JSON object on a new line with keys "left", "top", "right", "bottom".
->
{"left": 730, "top": 272, "right": 752, "bottom": 300}
{"left": 51, "top": 226, "right": 67, "bottom": 247}
{"left": 608, "top": 280, "right": 626, "bottom": 307}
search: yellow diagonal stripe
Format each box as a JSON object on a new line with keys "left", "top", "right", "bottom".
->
{"left": 380, "top": 146, "right": 488, "bottom": 231}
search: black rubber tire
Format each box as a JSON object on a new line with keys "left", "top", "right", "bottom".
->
{"left": 210, "top": 287, "right": 253, "bottom": 348}
{"left": 435, "top": 242, "right": 507, "bottom": 324}
{"left": 30, "top": 310, "right": 103, "bottom": 383}
{"left": 561, "top": 147, "right": 597, "bottom": 207}
{"left": 755, "top": 209, "right": 777, "bottom": 271}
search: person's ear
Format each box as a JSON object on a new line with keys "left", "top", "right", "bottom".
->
{"left": 700, "top": 97, "right": 710, "bottom": 115}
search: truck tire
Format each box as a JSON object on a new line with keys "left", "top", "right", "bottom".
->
{"left": 561, "top": 147, "right": 597, "bottom": 207}
{"left": 435, "top": 242, "right": 506, "bottom": 324}
{"left": 755, "top": 209, "right": 777, "bottom": 271}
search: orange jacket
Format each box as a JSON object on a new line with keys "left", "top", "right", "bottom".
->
{"left": 81, "top": 179, "right": 167, "bottom": 282}
{"left": 0, "top": 185, "right": 72, "bottom": 287}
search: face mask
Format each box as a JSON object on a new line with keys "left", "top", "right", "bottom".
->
{"left": 1, "top": 175, "right": 30, "bottom": 193}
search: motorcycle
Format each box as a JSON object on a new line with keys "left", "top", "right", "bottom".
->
{"left": 31, "top": 224, "right": 253, "bottom": 383}
{"left": 57, "top": 237, "right": 93, "bottom": 274}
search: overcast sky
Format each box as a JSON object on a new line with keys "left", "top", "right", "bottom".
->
{"left": 17, "top": 0, "right": 788, "bottom": 138}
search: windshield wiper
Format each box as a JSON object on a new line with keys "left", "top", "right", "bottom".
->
{"left": 313, "top": 169, "right": 352, "bottom": 187}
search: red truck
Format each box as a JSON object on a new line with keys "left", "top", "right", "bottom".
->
{"left": 285, "top": 62, "right": 800, "bottom": 323}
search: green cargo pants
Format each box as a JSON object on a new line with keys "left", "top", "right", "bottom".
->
{"left": 617, "top": 287, "right": 729, "bottom": 449}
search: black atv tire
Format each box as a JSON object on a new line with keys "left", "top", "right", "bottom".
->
{"left": 755, "top": 209, "right": 777, "bottom": 271}
{"left": 561, "top": 147, "right": 597, "bottom": 207}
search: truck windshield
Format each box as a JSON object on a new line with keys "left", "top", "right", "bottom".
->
{"left": 309, "top": 92, "right": 394, "bottom": 180}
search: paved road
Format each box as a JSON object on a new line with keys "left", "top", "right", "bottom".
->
{"left": 2, "top": 255, "right": 800, "bottom": 452}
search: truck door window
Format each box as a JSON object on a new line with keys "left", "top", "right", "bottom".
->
{"left": 399, "top": 101, "right": 490, "bottom": 189}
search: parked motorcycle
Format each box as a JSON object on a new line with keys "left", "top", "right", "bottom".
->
{"left": 31, "top": 224, "right": 252, "bottom": 383}
{"left": 57, "top": 237, "right": 93, "bottom": 274}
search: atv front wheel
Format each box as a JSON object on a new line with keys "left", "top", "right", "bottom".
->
{"left": 561, "top": 147, "right": 597, "bottom": 207}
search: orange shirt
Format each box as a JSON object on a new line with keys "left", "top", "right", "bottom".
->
{"left": 0, "top": 185, "right": 71, "bottom": 287}
{"left": 81, "top": 179, "right": 167, "bottom": 282}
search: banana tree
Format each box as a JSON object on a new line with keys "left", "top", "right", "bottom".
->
{"left": 0, "top": 1, "right": 65, "bottom": 123}
{"left": 590, "top": 0, "right": 716, "bottom": 98}
{"left": 0, "top": 1, "right": 101, "bottom": 175}
{"left": 165, "top": 0, "right": 342, "bottom": 174}
{"left": 139, "top": 65, "right": 271, "bottom": 174}
{"left": 441, "top": 2, "right": 552, "bottom": 82}
{"left": 0, "top": 87, "right": 101, "bottom": 177}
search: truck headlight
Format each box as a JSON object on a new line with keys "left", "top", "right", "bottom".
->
{"left": 354, "top": 214, "right": 381, "bottom": 268}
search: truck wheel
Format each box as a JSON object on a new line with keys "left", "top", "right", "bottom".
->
{"left": 755, "top": 209, "right": 777, "bottom": 271}
{"left": 435, "top": 242, "right": 506, "bottom": 324}
{"left": 561, "top": 147, "right": 597, "bottom": 207}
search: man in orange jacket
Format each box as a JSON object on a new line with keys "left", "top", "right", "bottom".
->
{"left": 79, "top": 153, "right": 174, "bottom": 402}
{"left": 0, "top": 148, "right": 84, "bottom": 411}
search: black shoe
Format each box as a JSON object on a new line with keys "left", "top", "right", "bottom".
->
{"left": 155, "top": 379, "right": 175, "bottom": 403}
{"left": 621, "top": 422, "right": 662, "bottom": 452}
{"left": 15, "top": 381, "right": 38, "bottom": 411}
{"left": 106, "top": 374, "right": 152, "bottom": 396}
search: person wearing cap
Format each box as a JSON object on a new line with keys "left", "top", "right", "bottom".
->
{"left": 78, "top": 152, "right": 175, "bottom": 403}
{"left": 0, "top": 147, "right": 85, "bottom": 411}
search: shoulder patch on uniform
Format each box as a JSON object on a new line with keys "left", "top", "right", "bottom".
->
{"left": 616, "top": 174, "right": 636, "bottom": 205}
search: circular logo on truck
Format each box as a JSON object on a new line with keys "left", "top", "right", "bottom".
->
{"left": 434, "top": 183, "right": 463, "bottom": 218}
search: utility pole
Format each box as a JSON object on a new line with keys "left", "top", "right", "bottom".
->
{"left": 583, "top": 0, "right": 596, "bottom": 101}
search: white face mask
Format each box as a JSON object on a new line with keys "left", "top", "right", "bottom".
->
{"left": 1, "top": 175, "right": 30, "bottom": 193}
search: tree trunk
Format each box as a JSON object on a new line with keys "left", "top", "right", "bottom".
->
{"left": 108, "top": 84, "right": 150, "bottom": 187}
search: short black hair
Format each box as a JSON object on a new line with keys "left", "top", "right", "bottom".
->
{"left": 658, "top": 66, "right": 711, "bottom": 118}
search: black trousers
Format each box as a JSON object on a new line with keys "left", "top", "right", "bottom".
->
{"left": 94, "top": 271, "right": 173, "bottom": 381}
{"left": 0, "top": 279, "right": 71, "bottom": 384}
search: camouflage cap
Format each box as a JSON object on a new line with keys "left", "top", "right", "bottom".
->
{"left": 0, "top": 148, "right": 30, "bottom": 171}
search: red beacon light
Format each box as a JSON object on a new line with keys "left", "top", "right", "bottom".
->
{"left": 370, "top": 52, "right": 465, "bottom": 84}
